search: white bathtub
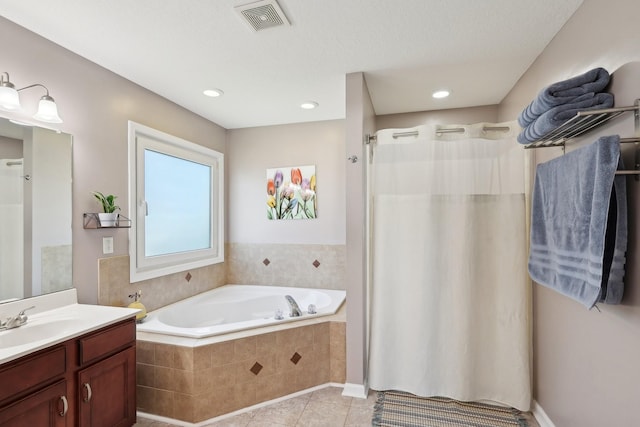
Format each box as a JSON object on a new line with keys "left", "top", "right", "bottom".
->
{"left": 136, "top": 284, "right": 346, "bottom": 338}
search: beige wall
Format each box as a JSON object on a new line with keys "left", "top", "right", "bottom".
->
{"left": 344, "top": 72, "right": 375, "bottom": 392}
{"left": 376, "top": 105, "right": 498, "bottom": 130}
{"left": 0, "top": 17, "right": 226, "bottom": 304}
{"left": 499, "top": 1, "right": 640, "bottom": 426}
{"left": 226, "top": 120, "right": 345, "bottom": 245}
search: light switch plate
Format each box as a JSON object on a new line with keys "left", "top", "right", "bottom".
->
{"left": 103, "top": 237, "right": 114, "bottom": 254}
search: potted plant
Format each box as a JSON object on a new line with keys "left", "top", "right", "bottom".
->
{"left": 92, "top": 191, "right": 120, "bottom": 227}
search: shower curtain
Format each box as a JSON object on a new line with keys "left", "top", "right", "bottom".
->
{"left": 368, "top": 123, "right": 531, "bottom": 410}
{"left": 0, "top": 159, "right": 24, "bottom": 301}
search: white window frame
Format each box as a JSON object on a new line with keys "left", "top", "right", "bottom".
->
{"left": 128, "top": 121, "right": 224, "bottom": 282}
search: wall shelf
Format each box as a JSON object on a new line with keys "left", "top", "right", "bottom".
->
{"left": 523, "top": 101, "right": 640, "bottom": 149}
{"left": 83, "top": 213, "right": 131, "bottom": 229}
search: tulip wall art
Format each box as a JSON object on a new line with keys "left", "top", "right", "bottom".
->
{"left": 266, "top": 165, "right": 317, "bottom": 220}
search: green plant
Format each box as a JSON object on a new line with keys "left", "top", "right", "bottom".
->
{"left": 92, "top": 191, "right": 120, "bottom": 213}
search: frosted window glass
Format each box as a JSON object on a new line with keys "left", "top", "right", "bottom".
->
{"left": 144, "top": 149, "right": 211, "bottom": 256}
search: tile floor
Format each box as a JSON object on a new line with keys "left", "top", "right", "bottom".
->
{"left": 134, "top": 386, "right": 376, "bottom": 427}
{"left": 134, "top": 386, "right": 541, "bottom": 427}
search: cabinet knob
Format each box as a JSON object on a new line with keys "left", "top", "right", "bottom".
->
{"left": 83, "top": 383, "right": 92, "bottom": 402}
{"left": 59, "top": 395, "right": 68, "bottom": 417}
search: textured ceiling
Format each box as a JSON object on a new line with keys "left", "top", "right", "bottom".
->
{"left": 0, "top": 0, "right": 583, "bottom": 129}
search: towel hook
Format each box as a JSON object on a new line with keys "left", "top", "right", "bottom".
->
{"left": 347, "top": 155, "right": 358, "bottom": 163}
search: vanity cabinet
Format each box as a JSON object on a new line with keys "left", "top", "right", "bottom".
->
{"left": 0, "top": 317, "right": 136, "bottom": 427}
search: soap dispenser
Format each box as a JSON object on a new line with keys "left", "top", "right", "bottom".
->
{"left": 128, "top": 290, "right": 147, "bottom": 323}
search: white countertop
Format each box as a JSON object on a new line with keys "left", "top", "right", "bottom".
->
{"left": 0, "top": 289, "right": 139, "bottom": 365}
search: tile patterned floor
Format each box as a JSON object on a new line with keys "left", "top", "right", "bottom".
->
{"left": 134, "top": 386, "right": 376, "bottom": 427}
{"left": 134, "top": 386, "right": 540, "bottom": 427}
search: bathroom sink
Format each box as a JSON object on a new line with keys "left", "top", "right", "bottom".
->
{"left": 0, "top": 319, "right": 78, "bottom": 348}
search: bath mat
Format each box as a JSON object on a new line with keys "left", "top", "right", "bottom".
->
{"left": 372, "top": 391, "right": 529, "bottom": 427}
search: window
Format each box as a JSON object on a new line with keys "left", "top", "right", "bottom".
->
{"left": 128, "top": 121, "right": 224, "bottom": 282}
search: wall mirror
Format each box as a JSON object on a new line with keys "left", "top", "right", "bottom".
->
{"left": 0, "top": 116, "right": 72, "bottom": 304}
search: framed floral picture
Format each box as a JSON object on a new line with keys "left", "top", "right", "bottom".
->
{"left": 266, "top": 165, "right": 316, "bottom": 220}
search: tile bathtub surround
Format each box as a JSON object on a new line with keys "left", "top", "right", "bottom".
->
{"left": 136, "top": 321, "right": 346, "bottom": 423}
{"left": 227, "top": 243, "right": 346, "bottom": 290}
{"left": 97, "top": 255, "right": 226, "bottom": 311}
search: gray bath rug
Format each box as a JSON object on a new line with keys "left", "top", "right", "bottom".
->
{"left": 372, "top": 390, "right": 529, "bottom": 427}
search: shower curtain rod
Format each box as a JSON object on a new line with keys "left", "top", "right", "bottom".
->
{"left": 366, "top": 126, "right": 511, "bottom": 144}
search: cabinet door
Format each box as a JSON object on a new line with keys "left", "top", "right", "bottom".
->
{"left": 0, "top": 379, "right": 68, "bottom": 427}
{"left": 78, "top": 347, "right": 136, "bottom": 427}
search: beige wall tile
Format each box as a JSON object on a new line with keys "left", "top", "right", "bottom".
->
{"left": 256, "top": 331, "right": 277, "bottom": 355}
{"left": 173, "top": 368, "right": 194, "bottom": 394}
{"left": 193, "top": 345, "right": 211, "bottom": 370}
{"left": 193, "top": 368, "right": 213, "bottom": 394}
{"left": 136, "top": 340, "right": 155, "bottom": 364}
{"left": 136, "top": 385, "right": 155, "bottom": 413}
{"left": 155, "top": 389, "right": 175, "bottom": 418}
{"left": 256, "top": 372, "right": 289, "bottom": 402}
{"left": 155, "top": 366, "right": 175, "bottom": 391}
{"left": 234, "top": 336, "right": 257, "bottom": 361}
{"left": 174, "top": 346, "right": 194, "bottom": 370}
{"left": 155, "top": 343, "right": 175, "bottom": 368}
{"left": 210, "top": 364, "right": 237, "bottom": 388}
{"left": 173, "top": 392, "right": 195, "bottom": 423}
{"left": 227, "top": 243, "right": 346, "bottom": 290}
{"left": 210, "top": 341, "right": 235, "bottom": 366}
{"left": 137, "top": 363, "right": 154, "bottom": 388}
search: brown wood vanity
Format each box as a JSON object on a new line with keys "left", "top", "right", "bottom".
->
{"left": 0, "top": 317, "right": 136, "bottom": 426}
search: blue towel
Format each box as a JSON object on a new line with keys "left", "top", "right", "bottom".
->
{"left": 517, "top": 92, "right": 614, "bottom": 144}
{"left": 518, "top": 67, "right": 611, "bottom": 128}
{"left": 528, "top": 135, "right": 627, "bottom": 308}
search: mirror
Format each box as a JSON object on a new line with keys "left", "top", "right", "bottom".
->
{"left": 0, "top": 117, "right": 72, "bottom": 303}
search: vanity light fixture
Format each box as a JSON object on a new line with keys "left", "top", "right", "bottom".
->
{"left": 0, "top": 72, "right": 63, "bottom": 123}
{"left": 203, "top": 88, "right": 224, "bottom": 97}
{"left": 432, "top": 90, "right": 450, "bottom": 99}
{"left": 300, "top": 101, "right": 319, "bottom": 110}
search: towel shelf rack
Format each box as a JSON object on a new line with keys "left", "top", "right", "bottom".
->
{"left": 523, "top": 99, "right": 640, "bottom": 179}
{"left": 523, "top": 101, "right": 640, "bottom": 149}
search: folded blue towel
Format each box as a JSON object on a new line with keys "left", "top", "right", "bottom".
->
{"left": 528, "top": 135, "right": 627, "bottom": 308}
{"left": 518, "top": 67, "right": 611, "bottom": 128}
{"left": 517, "top": 92, "right": 614, "bottom": 144}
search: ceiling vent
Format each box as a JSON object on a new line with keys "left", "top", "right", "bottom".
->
{"left": 235, "top": 0, "right": 290, "bottom": 32}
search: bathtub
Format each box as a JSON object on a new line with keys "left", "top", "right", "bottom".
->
{"left": 136, "top": 284, "right": 346, "bottom": 339}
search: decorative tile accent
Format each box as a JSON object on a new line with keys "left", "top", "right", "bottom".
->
{"left": 250, "top": 362, "right": 263, "bottom": 375}
{"left": 290, "top": 352, "right": 302, "bottom": 364}
{"left": 312, "top": 260, "right": 321, "bottom": 268}
{"left": 185, "top": 272, "right": 192, "bottom": 282}
{"left": 263, "top": 258, "right": 271, "bottom": 266}
{"left": 227, "top": 243, "right": 346, "bottom": 289}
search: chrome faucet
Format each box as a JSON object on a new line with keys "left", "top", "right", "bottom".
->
{"left": 285, "top": 295, "right": 302, "bottom": 317}
{"left": 0, "top": 306, "right": 35, "bottom": 330}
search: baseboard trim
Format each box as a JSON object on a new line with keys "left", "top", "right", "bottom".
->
{"left": 532, "top": 400, "right": 555, "bottom": 427}
{"left": 342, "top": 382, "right": 369, "bottom": 399}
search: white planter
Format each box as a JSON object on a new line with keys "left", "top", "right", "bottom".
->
{"left": 98, "top": 212, "right": 119, "bottom": 227}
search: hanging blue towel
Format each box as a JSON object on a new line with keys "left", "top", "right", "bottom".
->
{"left": 518, "top": 67, "right": 611, "bottom": 128}
{"left": 517, "top": 92, "right": 614, "bottom": 144}
{"left": 528, "top": 135, "right": 627, "bottom": 308}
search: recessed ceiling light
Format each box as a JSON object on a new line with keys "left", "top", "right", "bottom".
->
{"left": 301, "top": 101, "right": 319, "bottom": 110}
{"left": 432, "top": 90, "right": 450, "bottom": 99}
{"left": 203, "top": 89, "right": 224, "bottom": 97}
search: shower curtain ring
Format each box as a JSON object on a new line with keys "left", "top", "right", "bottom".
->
{"left": 347, "top": 155, "right": 358, "bottom": 163}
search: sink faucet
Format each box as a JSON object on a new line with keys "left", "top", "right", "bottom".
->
{"left": 0, "top": 306, "right": 35, "bottom": 330}
{"left": 285, "top": 295, "right": 302, "bottom": 317}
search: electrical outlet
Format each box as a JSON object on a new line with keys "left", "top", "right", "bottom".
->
{"left": 103, "top": 237, "right": 114, "bottom": 254}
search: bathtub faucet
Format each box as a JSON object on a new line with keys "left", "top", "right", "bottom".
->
{"left": 285, "top": 295, "right": 302, "bottom": 317}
